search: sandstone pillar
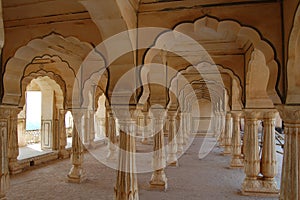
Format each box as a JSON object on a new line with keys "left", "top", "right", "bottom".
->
{"left": 219, "top": 112, "right": 226, "bottom": 147}
{"left": 114, "top": 108, "right": 139, "bottom": 200}
{"left": 88, "top": 110, "right": 96, "bottom": 148}
{"left": 277, "top": 105, "right": 300, "bottom": 200}
{"left": 141, "top": 112, "right": 149, "bottom": 144}
{"left": 230, "top": 112, "right": 243, "bottom": 168}
{"left": 67, "top": 110, "right": 85, "bottom": 183}
{"left": 177, "top": 113, "right": 184, "bottom": 153}
{"left": 82, "top": 110, "right": 89, "bottom": 147}
{"left": 260, "top": 111, "right": 279, "bottom": 194}
{"left": 167, "top": 111, "right": 178, "bottom": 166}
{"left": 183, "top": 112, "right": 189, "bottom": 145}
{"left": 223, "top": 112, "right": 232, "bottom": 154}
{"left": 149, "top": 109, "right": 167, "bottom": 190}
{"left": 107, "top": 109, "right": 117, "bottom": 160}
{"left": 242, "top": 111, "right": 260, "bottom": 195}
{"left": 0, "top": 107, "right": 10, "bottom": 200}
{"left": 58, "top": 109, "right": 68, "bottom": 158}
{"left": 8, "top": 107, "right": 21, "bottom": 174}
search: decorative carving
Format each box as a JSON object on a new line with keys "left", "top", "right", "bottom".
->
{"left": 277, "top": 105, "right": 300, "bottom": 123}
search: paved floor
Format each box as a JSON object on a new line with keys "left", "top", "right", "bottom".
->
{"left": 7, "top": 137, "right": 282, "bottom": 200}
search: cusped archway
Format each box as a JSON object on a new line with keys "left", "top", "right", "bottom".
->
{"left": 2, "top": 33, "right": 93, "bottom": 107}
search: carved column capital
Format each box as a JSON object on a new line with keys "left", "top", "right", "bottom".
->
{"left": 231, "top": 111, "right": 242, "bottom": 118}
{"left": 276, "top": 105, "right": 300, "bottom": 124}
{"left": 244, "top": 110, "right": 260, "bottom": 120}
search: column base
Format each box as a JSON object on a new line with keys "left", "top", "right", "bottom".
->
{"left": 242, "top": 177, "right": 279, "bottom": 197}
{"left": 114, "top": 187, "right": 139, "bottom": 200}
{"left": 167, "top": 160, "right": 178, "bottom": 167}
{"left": 177, "top": 145, "right": 184, "bottom": 154}
{"left": 167, "top": 154, "right": 178, "bottom": 167}
{"left": 106, "top": 151, "right": 117, "bottom": 161}
{"left": 58, "top": 149, "right": 70, "bottom": 159}
{"left": 86, "top": 141, "right": 98, "bottom": 149}
{"left": 9, "top": 160, "right": 22, "bottom": 174}
{"left": 149, "top": 169, "right": 168, "bottom": 191}
{"left": 141, "top": 138, "right": 149, "bottom": 145}
{"left": 223, "top": 146, "right": 231, "bottom": 155}
{"left": 67, "top": 166, "right": 85, "bottom": 183}
{"left": 230, "top": 157, "right": 244, "bottom": 168}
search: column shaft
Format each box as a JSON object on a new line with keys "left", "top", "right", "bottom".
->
{"left": 8, "top": 108, "right": 21, "bottom": 174}
{"left": 177, "top": 113, "right": 184, "bottom": 153}
{"left": 114, "top": 108, "right": 139, "bottom": 200}
{"left": 167, "top": 112, "right": 177, "bottom": 166}
{"left": 67, "top": 111, "right": 85, "bottom": 183}
{"left": 107, "top": 109, "right": 117, "bottom": 160}
{"left": 0, "top": 108, "right": 10, "bottom": 199}
{"left": 88, "top": 110, "right": 96, "bottom": 148}
{"left": 278, "top": 106, "right": 300, "bottom": 200}
{"left": 141, "top": 112, "right": 149, "bottom": 144}
{"left": 259, "top": 111, "right": 279, "bottom": 194}
{"left": 149, "top": 109, "right": 167, "bottom": 190}
{"left": 242, "top": 111, "right": 260, "bottom": 195}
{"left": 59, "top": 109, "right": 68, "bottom": 158}
{"left": 223, "top": 112, "right": 232, "bottom": 154}
{"left": 230, "top": 112, "right": 243, "bottom": 168}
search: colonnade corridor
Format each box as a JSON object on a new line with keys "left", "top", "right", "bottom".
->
{"left": 6, "top": 137, "right": 282, "bottom": 200}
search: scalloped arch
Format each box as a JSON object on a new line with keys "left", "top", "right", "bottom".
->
{"left": 3, "top": 33, "right": 94, "bottom": 106}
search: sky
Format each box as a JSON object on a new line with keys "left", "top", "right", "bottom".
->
{"left": 26, "top": 91, "right": 42, "bottom": 130}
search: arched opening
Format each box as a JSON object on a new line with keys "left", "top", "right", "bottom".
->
{"left": 17, "top": 76, "right": 64, "bottom": 160}
{"left": 94, "top": 94, "right": 107, "bottom": 141}
{"left": 65, "top": 111, "right": 73, "bottom": 149}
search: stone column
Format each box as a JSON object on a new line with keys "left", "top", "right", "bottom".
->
{"left": 214, "top": 112, "right": 220, "bottom": 138}
{"left": 149, "top": 108, "right": 167, "bottom": 190}
{"left": 0, "top": 107, "right": 10, "bottom": 199}
{"left": 176, "top": 113, "right": 184, "bottom": 153}
{"left": 8, "top": 107, "right": 21, "bottom": 174}
{"left": 67, "top": 110, "right": 85, "bottom": 183}
{"left": 88, "top": 110, "right": 96, "bottom": 148}
{"left": 58, "top": 109, "right": 68, "bottom": 159}
{"left": 167, "top": 111, "right": 178, "bottom": 166}
{"left": 82, "top": 110, "right": 90, "bottom": 147}
{"left": 183, "top": 112, "right": 189, "bottom": 145}
{"left": 187, "top": 112, "right": 192, "bottom": 136}
{"left": 114, "top": 108, "right": 139, "bottom": 200}
{"left": 107, "top": 109, "right": 117, "bottom": 160}
{"left": 242, "top": 111, "right": 260, "bottom": 195}
{"left": 277, "top": 105, "right": 300, "bottom": 200}
{"left": 141, "top": 112, "right": 149, "bottom": 144}
{"left": 260, "top": 111, "right": 279, "bottom": 194}
{"left": 219, "top": 112, "right": 226, "bottom": 147}
{"left": 230, "top": 112, "right": 243, "bottom": 168}
{"left": 223, "top": 112, "right": 232, "bottom": 155}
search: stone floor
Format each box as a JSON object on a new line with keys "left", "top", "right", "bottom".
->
{"left": 7, "top": 137, "right": 281, "bottom": 200}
